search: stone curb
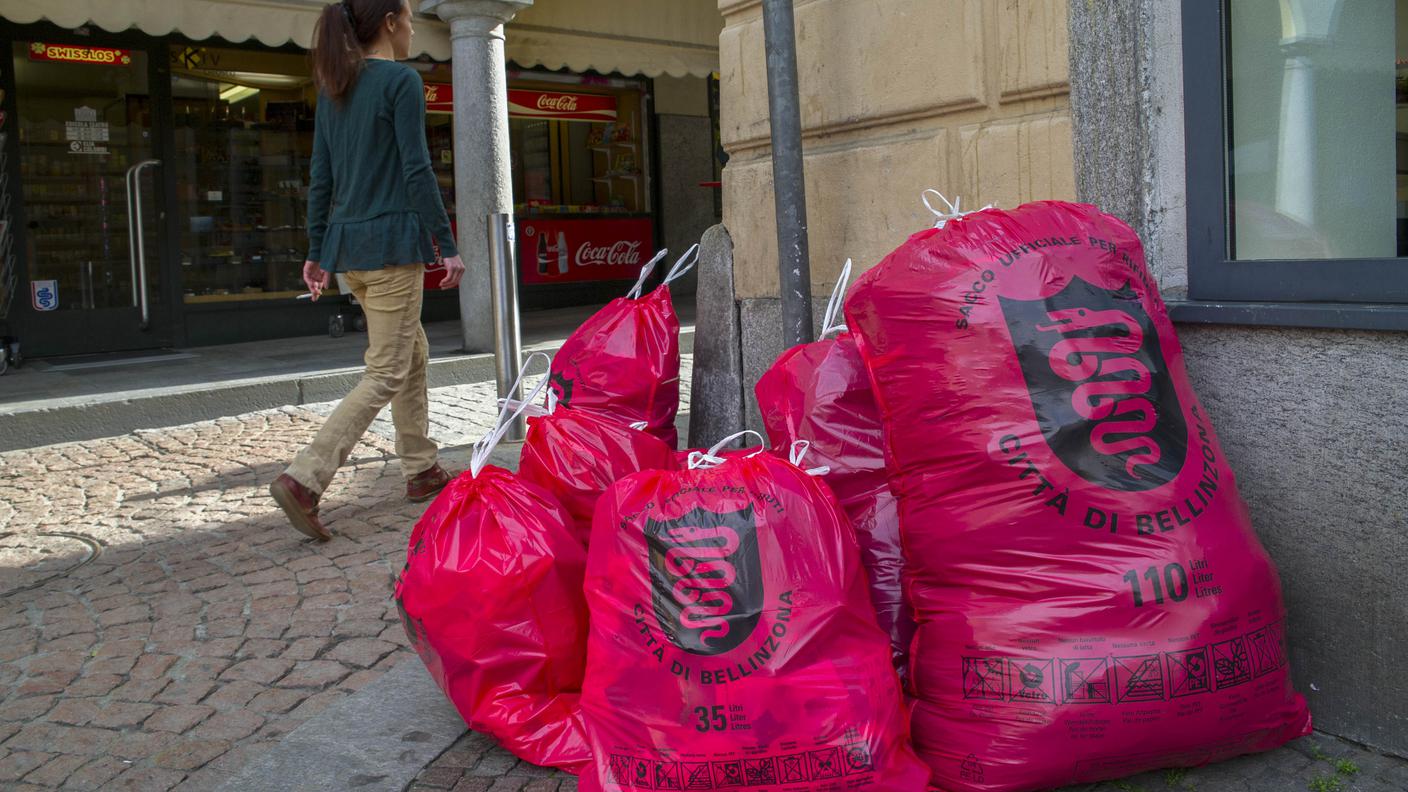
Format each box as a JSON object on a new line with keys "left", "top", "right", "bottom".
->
{"left": 212, "top": 658, "right": 466, "bottom": 792}
{"left": 0, "top": 331, "right": 695, "bottom": 452}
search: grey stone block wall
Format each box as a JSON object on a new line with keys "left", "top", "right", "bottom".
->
{"left": 739, "top": 297, "right": 827, "bottom": 438}
{"left": 1071, "top": 0, "right": 1408, "bottom": 756}
{"left": 1180, "top": 326, "right": 1408, "bottom": 752}
{"left": 658, "top": 114, "right": 719, "bottom": 297}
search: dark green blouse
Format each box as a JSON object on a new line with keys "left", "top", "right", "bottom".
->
{"left": 307, "top": 59, "right": 459, "bottom": 272}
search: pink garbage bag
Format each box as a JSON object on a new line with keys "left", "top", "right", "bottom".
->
{"left": 549, "top": 246, "right": 697, "bottom": 449}
{"left": 843, "top": 199, "right": 1311, "bottom": 790}
{"left": 395, "top": 371, "right": 592, "bottom": 773}
{"left": 754, "top": 261, "right": 914, "bottom": 684}
{"left": 577, "top": 436, "right": 930, "bottom": 791}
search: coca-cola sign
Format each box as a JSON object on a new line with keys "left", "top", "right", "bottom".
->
{"left": 576, "top": 240, "right": 643, "bottom": 268}
{"left": 537, "top": 94, "right": 579, "bottom": 112}
{"left": 508, "top": 89, "right": 617, "bottom": 122}
{"left": 424, "top": 83, "right": 452, "bottom": 114}
{"left": 519, "top": 218, "right": 655, "bottom": 285}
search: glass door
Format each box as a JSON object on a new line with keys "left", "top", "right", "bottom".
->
{"left": 11, "top": 38, "right": 170, "bottom": 356}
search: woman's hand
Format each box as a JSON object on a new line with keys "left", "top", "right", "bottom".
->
{"left": 438, "top": 255, "right": 466, "bottom": 290}
{"left": 303, "top": 260, "right": 331, "bottom": 301}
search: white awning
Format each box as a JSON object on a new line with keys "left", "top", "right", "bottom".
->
{"left": 0, "top": 0, "right": 454, "bottom": 60}
{"left": 0, "top": 0, "right": 722, "bottom": 78}
{"left": 506, "top": 0, "right": 722, "bottom": 79}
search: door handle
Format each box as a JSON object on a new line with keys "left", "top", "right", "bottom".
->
{"left": 125, "top": 159, "right": 161, "bottom": 330}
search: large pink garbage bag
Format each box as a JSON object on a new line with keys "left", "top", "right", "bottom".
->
{"left": 578, "top": 441, "right": 930, "bottom": 791}
{"left": 550, "top": 246, "right": 697, "bottom": 449}
{"left": 843, "top": 200, "right": 1311, "bottom": 791}
{"left": 395, "top": 372, "right": 592, "bottom": 773}
{"left": 754, "top": 269, "right": 914, "bottom": 684}
{"left": 518, "top": 403, "right": 678, "bottom": 544}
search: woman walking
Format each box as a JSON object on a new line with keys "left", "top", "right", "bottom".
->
{"left": 271, "top": 0, "right": 466, "bottom": 541}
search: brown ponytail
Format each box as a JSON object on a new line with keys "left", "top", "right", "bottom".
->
{"left": 310, "top": 0, "right": 406, "bottom": 102}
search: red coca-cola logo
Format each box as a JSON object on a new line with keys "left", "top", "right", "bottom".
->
{"left": 537, "top": 94, "right": 579, "bottom": 112}
{"left": 575, "top": 240, "right": 643, "bottom": 268}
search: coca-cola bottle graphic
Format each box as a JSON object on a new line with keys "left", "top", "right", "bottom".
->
{"left": 535, "top": 230, "right": 549, "bottom": 277}
{"left": 556, "top": 231, "right": 569, "bottom": 275}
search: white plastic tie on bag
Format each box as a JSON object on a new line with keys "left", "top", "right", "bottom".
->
{"left": 471, "top": 352, "right": 551, "bottom": 477}
{"left": 663, "top": 243, "right": 701, "bottom": 287}
{"left": 922, "top": 189, "right": 992, "bottom": 229}
{"left": 626, "top": 248, "right": 671, "bottom": 300}
{"left": 687, "top": 430, "right": 765, "bottom": 470}
{"left": 788, "top": 440, "right": 831, "bottom": 477}
{"left": 821, "top": 259, "right": 852, "bottom": 338}
{"left": 495, "top": 398, "right": 551, "bottom": 418}
{"left": 497, "top": 374, "right": 557, "bottom": 417}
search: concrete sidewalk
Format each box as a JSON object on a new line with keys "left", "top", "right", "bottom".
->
{"left": 0, "top": 302, "right": 695, "bottom": 451}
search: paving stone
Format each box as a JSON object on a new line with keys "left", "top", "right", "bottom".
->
{"left": 152, "top": 738, "right": 232, "bottom": 771}
{"left": 191, "top": 709, "right": 265, "bottom": 742}
{"left": 0, "top": 695, "right": 57, "bottom": 722}
{"left": 88, "top": 654, "right": 140, "bottom": 675}
{"left": 89, "top": 701, "right": 159, "bottom": 728}
{"left": 221, "top": 658, "right": 292, "bottom": 684}
{"left": 471, "top": 752, "right": 521, "bottom": 777}
{"left": 325, "top": 637, "right": 398, "bottom": 668}
{"left": 284, "top": 637, "right": 330, "bottom": 661}
{"left": 286, "top": 689, "right": 346, "bottom": 720}
{"left": 22, "top": 752, "right": 91, "bottom": 787}
{"left": 43, "top": 698, "right": 100, "bottom": 726}
{"left": 0, "top": 751, "right": 53, "bottom": 782}
{"left": 157, "top": 681, "right": 219, "bottom": 705}
{"left": 146, "top": 704, "right": 216, "bottom": 733}
{"left": 108, "top": 765, "right": 188, "bottom": 791}
{"left": 131, "top": 653, "right": 180, "bottom": 680}
{"left": 279, "top": 660, "right": 351, "bottom": 689}
{"left": 235, "top": 639, "right": 288, "bottom": 659}
{"left": 93, "top": 638, "right": 146, "bottom": 659}
{"left": 28, "top": 651, "right": 89, "bottom": 675}
{"left": 111, "top": 677, "right": 171, "bottom": 702}
{"left": 6, "top": 723, "right": 117, "bottom": 755}
{"left": 17, "top": 673, "right": 77, "bottom": 696}
{"left": 417, "top": 766, "right": 467, "bottom": 788}
{"left": 64, "top": 673, "right": 125, "bottom": 697}
{"left": 64, "top": 749, "right": 131, "bottom": 789}
{"left": 247, "top": 688, "right": 308, "bottom": 715}
{"left": 175, "top": 657, "right": 232, "bottom": 681}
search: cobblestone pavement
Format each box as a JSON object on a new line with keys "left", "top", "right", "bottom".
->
{"left": 409, "top": 730, "right": 1407, "bottom": 792}
{"left": 0, "top": 358, "right": 692, "bottom": 791}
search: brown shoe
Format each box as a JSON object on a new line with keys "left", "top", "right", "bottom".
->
{"left": 407, "top": 464, "right": 453, "bottom": 503}
{"left": 270, "top": 474, "right": 331, "bottom": 542}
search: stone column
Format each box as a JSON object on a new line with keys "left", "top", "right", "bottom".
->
{"left": 421, "top": 0, "right": 533, "bottom": 353}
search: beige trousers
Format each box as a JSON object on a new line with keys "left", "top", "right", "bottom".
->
{"left": 286, "top": 263, "right": 438, "bottom": 495}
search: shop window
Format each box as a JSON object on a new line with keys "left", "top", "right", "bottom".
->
{"left": 1182, "top": 0, "right": 1408, "bottom": 326}
{"left": 505, "top": 82, "right": 649, "bottom": 215}
{"left": 168, "top": 45, "right": 329, "bottom": 303}
{"left": 13, "top": 44, "right": 155, "bottom": 312}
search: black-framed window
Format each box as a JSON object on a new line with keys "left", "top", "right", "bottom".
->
{"left": 1182, "top": 0, "right": 1408, "bottom": 329}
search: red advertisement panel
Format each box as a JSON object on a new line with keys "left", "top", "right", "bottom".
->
{"left": 518, "top": 217, "right": 654, "bottom": 285}
{"left": 424, "top": 82, "right": 452, "bottom": 114}
{"left": 507, "top": 90, "right": 617, "bottom": 122}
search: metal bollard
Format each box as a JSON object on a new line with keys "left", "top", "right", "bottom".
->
{"left": 486, "top": 213, "right": 526, "bottom": 441}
